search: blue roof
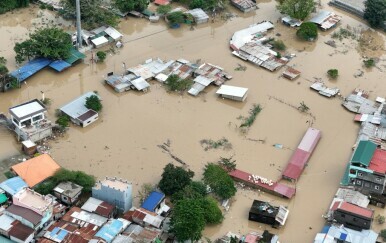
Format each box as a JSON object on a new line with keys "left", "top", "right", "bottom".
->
{"left": 141, "top": 191, "right": 165, "bottom": 212}
{"left": 321, "top": 225, "right": 330, "bottom": 234}
{"left": 95, "top": 219, "right": 123, "bottom": 243}
{"left": 0, "top": 176, "right": 28, "bottom": 196}
{"left": 10, "top": 58, "right": 52, "bottom": 82}
{"left": 49, "top": 60, "right": 71, "bottom": 72}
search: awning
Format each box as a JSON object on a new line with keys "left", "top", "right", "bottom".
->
{"left": 0, "top": 193, "right": 8, "bottom": 204}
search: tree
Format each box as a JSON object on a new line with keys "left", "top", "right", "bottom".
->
{"left": 364, "top": 0, "right": 386, "bottom": 28}
{"left": 85, "top": 94, "right": 102, "bottom": 112}
{"left": 172, "top": 181, "right": 207, "bottom": 202}
{"left": 381, "top": 229, "right": 386, "bottom": 241}
{"left": 157, "top": 5, "right": 172, "bottom": 15}
{"left": 14, "top": 28, "right": 72, "bottom": 64}
{"left": 159, "top": 163, "right": 194, "bottom": 196}
{"left": 277, "top": 0, "right": 315, "bottom": 20}
{"left": 218, "top": 156, "right": 236, "bottom": 172}
{"left": 114, "top": 0, "right": 149, "bottom": 13}
{"left": 327, "top": 69, "right": 339, "bottom": 79}
{"left": 201, "top": 197, "right": 223, "bottom": 224}
{"left": 0, "top": 0, "right": 28, "bottom": 14}
{"left": 169, "top": 199, "right": 205, "bottom": 242}
{"left": 61, "top": 0, "right": 118, "bottom": 30}
{"left": 166, "top": 11, "right": 185, "bottom": 26}
{"left": 296, "top": 22, "right": 318, "bottom": 41}
{"left": 203, "top": 163, "right": 236, "bottom": 199}
{"left": 56, "top": 115, "right": 70, "bottom": 129}
{"left": 96, "top": 51, "right": 107, "bottom": 63}
{"left": 164, "top": 74, "right": 193, "bottom": 91}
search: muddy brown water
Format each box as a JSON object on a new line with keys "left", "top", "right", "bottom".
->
{"left": 0, "top": 2, "right": 386, "bottom": 242}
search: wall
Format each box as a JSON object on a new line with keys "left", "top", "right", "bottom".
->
{"left": 333, "top": 210, "right": 372, "bottom": 230}
{"left": 92, "top": 183, "right": 132, "bottom": 212}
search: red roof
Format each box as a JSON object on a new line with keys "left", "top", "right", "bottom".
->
{"left": 282, "top": 149, "right": 310, "bottom": 180}
{"left": 154, "top": 0, "right": 170, "bottom": 5}
{"left": 9, "top": 221, "right": 34, "bottom": 242}
{"left": 228, "top": 169, "right": 295, "bottom": 199}
{"left": 338, "top": 202, "right": 374, "bottom": 218}
{"left": 369, "top": 149, "right": 386, "bottom": 174}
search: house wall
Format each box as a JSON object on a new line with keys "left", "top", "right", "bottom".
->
{"left": 333, "top": 210, "right": 372, "bottom": 230}
{"left": 92, "top": 184, "right": 132, "bottom": 212}
{"left": 3, "top": 212, "right": 34, "bottom": 229}
{"left": 81, "top": 114, "right": 98, "bottom": 128}
{"left": 248, "top": 212, "right": 277, "bottom": 226}
{"left": 10, "top": 232, "right": 34, "bottom": 243}
{"left": 221, "top": 94, "right": 246, "bottom": 102}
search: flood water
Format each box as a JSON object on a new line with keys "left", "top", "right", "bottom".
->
{"left": 0, "top": 1, "right": 386, "bottom": 242}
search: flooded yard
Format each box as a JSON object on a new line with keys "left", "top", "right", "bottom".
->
{"left": 0, "top": 1, "right": 385, "bottom": 242}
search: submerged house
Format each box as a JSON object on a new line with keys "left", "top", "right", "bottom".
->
{"left": 73, "top": 26, "right": 123, "bottom": 48}
{"left": 230, "top": 0, "right": 257, "bottom": 12}
{"left": 248, "top": 200, "right": 289, "bottom": 228}
{"left": 9, "top": 99, "right": 53, "bottom": 142}
{"left": 216, "top": 85, "right": 248, "bottom": 102}
{"left": 309, "top": 10, "right": 342, "bottom": 31}
{"left": 314, "top": 224, "right": 378, "bottom": 243}
{"left": 60, "top": 92, "right": 100, "bottom": 127}
{"left": 281, "top": 16, "right": 302, "bottom": 27}
{"left": 186, "top": 8, "right": 209, "bottom": 24}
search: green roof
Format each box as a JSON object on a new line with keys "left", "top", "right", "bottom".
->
{"left": 341, "top": 163, "right": 350, "bottom": 186}
{"left": 350, "top": 140, "right": 376, "bottom": 167}
{"left": 65, "top": 48, "right": 86, "bottom": 65}
{"left": 0, "top": 193, "right": 8, "bottom": 204}
{"left": 142, "top": 9, "right": 154, "bottom": 17}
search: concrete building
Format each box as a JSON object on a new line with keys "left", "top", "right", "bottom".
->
{"left": 53, "top": 181, "right": 83, "bottom": 205}
{"left": 60, "top": 92, "right": 100, "bottom": 127}
{"left": 92, "top": 177, "right": 132, "bottom": 213}
{"left": 248, "top": 200, "right": 289, "bottom": 228}
{"left": 9, "top": 99, "right": 53, "bottom": 142}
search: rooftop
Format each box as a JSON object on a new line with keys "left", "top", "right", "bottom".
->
{"left": 81, "top": 197, "right": 115, "bottom": 218}
{"left": 6, "top": 204, "right": 43, "bottom": 226}
{"left": 94, "top": 177, "right": 131, "bottom": 192}
{"left": 335, "top": 188, "right": 369, "bottom": 208}
{"left": 230, "top": 21, "right": 274, "bottom": 49}
{"left": 0, "top": 214, "right": 15, "bottom": 231}
{"left": 141, "top": 191, "right": 165, "bottom": 212}
{"left": 44, "top": 219, "right": 98, "bottom": 242}
{"left": 62, "top": 207, "right": 108, "bottom": 227}
{"left": 350, "top": 140, "right": 377, "bottom": 167}
{"left": 54, "top": 181, "right": 83, "bottom": 198}
{"left": 11, "top": 154, "right": 61, "bottom": 187}
{"left": 60, "top": 91, "right": 100, "bottom": 120}
{"left": 369, "top": 149, "right": 386, "bottom": 174}
{"left": 13, "top": 188, "right": 53, "bottom": 215}
{"left": 8, "top": 221, "right": 35, "bottom": 242}
{"left": 249, "top": 200, "right": 278, "bottom": 218}
{"left": 94, "top": 218, "right": 130, "bottom": 242}
{"left": 0, "top": 176, "right": 28, "bottom": 196}
{"left": 9, "top": 99, "right": 46, "bottom": 121}
{"left": 314, "top": 225, "right": 378, "bottom": 243}
{"left": 331, "top": 199, "right": 374, "bottom": 219}
{"left": 216, "top": 85, "right": 248, "bottom": 98}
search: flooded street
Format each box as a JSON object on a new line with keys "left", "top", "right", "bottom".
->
{"left": 0, "top": 1, "right": 386, "bottom": 242}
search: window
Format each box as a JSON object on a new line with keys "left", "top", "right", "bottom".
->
{"left": 356, "top": 180, "right": 362, "bottom": 185}
{"left": 32, "top": 114, "right": 43, "bottom": 122}
{"left": 12, "top": 118, "right": 19, "bottom": 126}
{"left": 21, "top": 119, "right": 31, "bottom": 127}
{"left": 341, "top": 214, "right": 345, "bottom": 218}
{"left": 364, "top": 182, "right": 371, "bottom": 188}
{"left": 375, "top": 185, "right": 380, "bottom": 190}
{"left": 358, "top": 172, "right": 363, "bottom": 177}
{"left": 376, "top": 177, "right": 382, "bottom": 182}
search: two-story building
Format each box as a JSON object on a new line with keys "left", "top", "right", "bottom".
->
{"left": 92, "top": 177, "right": 132, "bottom": 213}
{"left": 248, "top": 200, "right": 289, "bottom": 228}
{"left": 5, "top": 188, "right": 54, "bottom": 231}
{"left": 9, "top": 99, "right": 53, "bottom": 142}
{"left": 53, "top": 181, "right": 83, "bottom": 205}
{"left": 0, "top": 214, "right": 34, "bottom": 243}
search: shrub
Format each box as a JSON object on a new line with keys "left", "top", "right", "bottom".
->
{"left": 240, "top": 104, "right": 262, "bottom": 128}
{"left": 327, "top": 69, "right": 339, "bottom": 79}
{"left": 164, "top": 74, "right": 193, "bottom": 92}
{"left": 376, "top": 214, "right": 385, "bottom": 224}
{"left": 96, "top": 51, "right": 107, "bottom": 62}
{"left": 363, "top": 58, "right": 375, "bottom": 68}
{"left": 85, "top": 95, "right": 102, "bottom": 112}
{"left": 167, "top": 11, "right": 185, "bottom": 26}
{"left": 381, "top": 229, "right": 386, "bottom": 241}
{"left": 297, "top": 22, "right": 318, "bottom": 41}
{"left": 56, "top": 115, "right": 70, "bottom": 128}
{"left": 157, "top": 5, "right": 172, "bottom": 15}
{"left": 272, "top": 40, "right": 286, "bottom": 51}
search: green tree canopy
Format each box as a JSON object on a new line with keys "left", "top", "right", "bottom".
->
{"left": 296, "top": 22, "right": 318, "bottom": 41}
{"left": 0, "top": 0, "right": 29, "bottom": 14}
{"left": 114, "top": 0, "right": 149, "bottom": 13}
{"left": 159, "top": 163, "right": 194, "bottom": 196}
{"left": 200, "top": 197, "right": 223, "bottom": 224}
{"left": 61, "top": 0, "right": 118, "bottom": 30}
{"left": 14, "top": 27, "right": 72, "bottom": 64}
{"left": 172, "top": 181, "right": 207, "bottom": 202}
{"left": 364, "top": 0, "right": 386, "bottom": 28}
{"left": 277, "top": 0, "right": 315, "bottom": 20}
{"left": 169, "top": 199, "right": 205, "bottom": 242}
{"left": 157, "top": 5, "right": 172, "bottom": 15}
{"left": 203, "top": 163, "right": 236, "bottom": 199}
{"left": 85, "top": 94, "right": 103, "bottom": 112}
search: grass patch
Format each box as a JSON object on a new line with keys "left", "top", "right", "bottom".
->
{"left": 200, "top": 138, "right": 232, "bottom": 151}
{"left": 363, "top": 58, "right": 375, "bottom": 68}
{"left": 240, "top": 104, "right": 262, "bottom": 128}
{"left": 331, "top": 28, "right": 356, "bottom": 41}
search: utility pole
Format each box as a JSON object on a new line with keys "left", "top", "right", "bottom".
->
{"left": 75, "top": 0, "right": 82, "bottom": 50}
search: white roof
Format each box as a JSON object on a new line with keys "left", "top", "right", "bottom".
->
{"left": 309, "top": 10, "right": 332, "bottom": 24}
{"left": 130, "top": 77, "right": 150, "bottom": 90}
{"left": 71, "top": 210, "right": 107, "bottom": 227}
{"left": 91, "top": 36, "right": 109, "bottom": 46}
{"left": 194, "top": 75, "right": 213, "bottom": 86}
{"left": 81, "top": 197, "right": 103, "bottom": 212}
{"left": 216, "top": 85, "right": 248, "bottom": 98}
{"left": 230, "top": 21, "right": 274, "bottom": 49}
{"left": 155, "top": 73, "right": 168, "bottom": 82}
{"left": 0, "top": 214, "right": 15, "bottom": 231}
{"left": 10, "top": 101, "right": 45, "bottom": 119}
{"left": 21, "top": 140, "right": 36, "bottom": 148}
{"left": 186, "top": 8, "right": 209, "bottom": 20}
{"left": 60, "top": 92, "right": 99, "bottom": 119}
{"left": 127, "top": 65, "right": 154, "bottom": 80}
{"left": 104, "top": 27, "right": 122, "bottom": 40}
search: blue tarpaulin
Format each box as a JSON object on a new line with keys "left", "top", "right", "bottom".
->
{"left": 49, "top": 60, "right": 71, "bottom": 72}
{"left": 10, "top": 58, "right": 52, "bottom": 82}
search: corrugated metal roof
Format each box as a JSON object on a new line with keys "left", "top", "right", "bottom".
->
{"left": 338, "top": 201, "right": 373, "bottom": 218}
{"left": 49, "top": 60, "right": 71, "bottom": 72}
{"left": 369, "top": 149, "right": 386, "bottom": 174}
{"left": 130, "top": 77, "right": 150, "bottom": 91}
{"left": 10, "top": 58, "right": 52, "bottom": 82}
{"left": 309, "top": 10, "right": 333, "bottom": 24}
{"left": 82, "top": 197, "right": 115, "bottom": 218}
{"left": 141, "top": 191, "right": 165, "bottom": 212}
{"left": 9, "top": 221, "right": 34, "bottom": 241}
{"left": 350, "top": 140, "right": 377, "bottom": 167}
{"left": 0, "top": 176, "right": 28, "bottom": 196}
{"left": 0, "top": 214, "right": 15, "bottom": 231}
{"left": 95, "top": 218, "right": 130, "bottom": 242}
{"left": 5, "top": 204, "right": 43, "bottom": 226}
